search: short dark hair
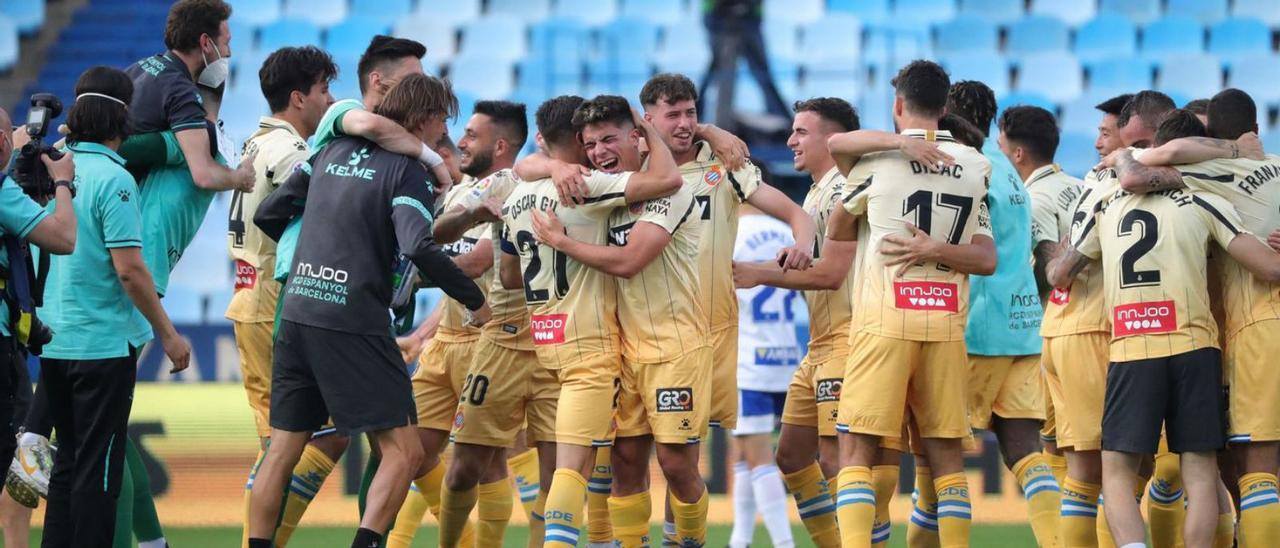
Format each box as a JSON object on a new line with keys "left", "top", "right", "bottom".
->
{"left": 164, "top": 0, "right": 231, "bottom": 52}
{"left": 998, "top": 106, "right": 1060, "bottom": 163}
{"left": 891, "top": 60, "right": 950, "bottom": 118}
{"left": 372, "top": 73, "right": 458, "bottom": 131}
{"left": 639, "top": 73, "right": 698, "bottom": 107}
{"left": 1095, "top": 93, "right": 1133, "bottom": 116}
{"left": 792, "top": 97, "right": 859, "bottom": 132}
{"left": 436, "top": 133, "right": 458, "bottom": 153}
{"left": 357, "top": 35, "right": 427, "bottom": 95}
{"left": 1155, "top": 109, "right": 1207, "bottom": 146}
{"left": 1117, "top": 90, "right": 1175, "bottom": 130}
{"left": 536, "top": 95, "right": 585, "bottom": 148}
{"left": 67, "top": 66, "right": 134, "bottom": 144}
{"left": 572, "top": 95, "right": 633, "bottom": 132}
{"left": 1183, "top": 98, "right": 1210, "bottom": 115}
{"left": 947, "top": 80, "right": 997, "bottom": 137}
{"left": 473, "top": 100, "right": 529, "bottom": 151}
{"left": 940, "top": 113, "right": 985, "bottom": 150}
{"left": 1207, "top": 88, "right": 1258, "bottom": 140}
{"left": 259, "top": 46, "right": 338, "bottom": 113}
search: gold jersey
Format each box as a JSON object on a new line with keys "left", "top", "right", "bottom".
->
{"left": 1173, "top": 155, "right": 1280, "bottom": 336}
{"left": 842, "top": 129, "right": 993, "bottom": 342}
{"left": 226, "top": 117, "right": 309, "bottom": 323}
{"left": 801, "top": 167, "right": 855, "bottom": 362}
{"left": 608, "top": 183, "right": 707, "bottom": 363}
{"left": 1027, "top": 164, "right": 1107, "bottom": 336}
{"left": 1074, "top": 185, "right": 1248, "bottom": 361}
{"left": 477, "top": 169, "right": 533, "bottom": 350}
{"left": 682, "top": 141, "right": 762, "bottom": 332}
{"left": 500, "top": 170, "right": 632, "bottom": 368}
{"left": 435, "top": 175, "right": 495, "bottom": 342}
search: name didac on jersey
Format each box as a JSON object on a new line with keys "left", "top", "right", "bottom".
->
{"left": 442, "top": 237, "right": 480, "bottom": 257}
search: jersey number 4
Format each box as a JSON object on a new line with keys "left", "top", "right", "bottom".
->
{"left": 228, "top": 190, "right": 246, "bottom": 248}
{"left": 1118, "top": 209, "right": 1161, "bottom": 288}
{"left": 516, "top": 230, "right": 570, "bottom": 304}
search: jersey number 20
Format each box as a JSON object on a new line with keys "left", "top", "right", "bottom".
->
{"left": 516, "top": 230, "right": 570, "bottom": 304}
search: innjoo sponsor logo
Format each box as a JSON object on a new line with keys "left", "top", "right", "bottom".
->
{"left": 234, "top": 260, "right": 256, "bottom": 290}
{"left": 530, "top": 313, "right": 568, "bottom": 345}
{"left": 1049, "top": 287, "right": 1071, "bottom": 306}
{"left": 1113, "top": 300, "right": 1176, "bottom": 337}
{"left": 893, "top": 281, "right": 959, "bottom": 312}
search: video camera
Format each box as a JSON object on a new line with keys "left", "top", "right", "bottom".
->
{"left": 11, "top": 93, "right": 65, "bottom": 199}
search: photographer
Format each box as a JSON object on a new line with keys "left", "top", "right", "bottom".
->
{"left": 36, "top": 66, "right": 191, "bottom": 547}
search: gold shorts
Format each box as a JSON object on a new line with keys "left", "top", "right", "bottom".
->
{"left": 709, "top": 325, "right": 738, "bottom": 429}
{"left": 1041, "top": 332, "right": 1109, "bottom": 451}
{"left": 967, "top": 354, "right": 1045, "bottom": 430}
{"left": 552, "top": 353, "right": 622, "bottom": 447}
{"left": 837, "top": 332, "right": 969, "bottom": 440}
{"left": 781, "top": 352, "right": 844, "bottom": 437}
{"left": 615, "top": 347, "right": 712, "bottom": 444}
{"left": 452, "top": 338, "right": 559, "bottom": 447}
{"left": 234, "top": 321, "right": 274, "bottom": 438}
{"left": 412, "top": 338, "right": 473, "bottom": 431}
{"left": 1226, "top": 320, "right": 1280, "bottom": 443}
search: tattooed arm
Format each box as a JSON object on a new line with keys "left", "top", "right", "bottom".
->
{"left": 1114, "top": 149, "right": 1185, "bottom": 193}
{"left": 1137, "top": 133, "right": 1263, "bottom": 167}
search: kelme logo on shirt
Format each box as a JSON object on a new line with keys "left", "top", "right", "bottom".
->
{"left": 1049, "top": 287, "right": 1071, "bottom": 306}
{"left": 893, "top": 281, "right": 959, "bottom": 312}
{"left": 656, "top": 387, "right": 694, "bottom": 412}
{"left": 816, "top": 379, "right": 842, "bottom": 403}
{"left": 1113, "top": 300, "right": 1176, "bottom": 337}
{"left": 530, "top": 313, "right": 567, "bottom": 345}
{"left": 324, "top": 146, "right": 377, "bottom": 180}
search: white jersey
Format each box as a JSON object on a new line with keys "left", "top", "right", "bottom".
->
{"left": 734, "top": 213, "right": 804, "bottom": 392}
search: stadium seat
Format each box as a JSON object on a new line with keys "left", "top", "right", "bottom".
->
{"left": 1015, "top": 52, "right": 1082, "bottom": 103}
{"left": 890, "top": 0, "right": 957, "bottom": 31}
{"left": 1232, "top": 0, "right": 1280, "bottom": 26}
{"left": 800, "top": 14, "right": 862, "bottom": 65}
{"left": 1227, "top": 55, "right": 1280, "bottom": 108}
{"left": 857, "top": 87, "right": 895, "bottom": 131}
{"left": 283, "top": 0, "right": 347, "bottom": 28}
{"left": 934, "top": 16, "right": 998, "bottom": 55}
{"left": 392, "top": 17, "right": 457, "bottom": 67}
{"left": 763, "top": 0, "right": 824, "bottom": 24}
{"left": 797, "top": 73, "right": 861, "bottom": 107}
{"left": 325, "top": 16, "right": 390, "bottom": 58}
{"left": 226, "top": 0, "right": 280, "bottom": 27}
{"left": 350, "top": 0, "right": 413, "bottom": 25}
{"left": 1157, "top": 54, "right": 1224, "bottom": 100}
{"left": 958, "top": 0, "right": 1024, "bottom": 25}
{"left": 1264, "top": 129, "right": 1280, "bottom": 152}
{"left": 654, "top": 48, "right": 710, "bottom": 83}
{"left": 942, "top": 53, "right": 1010, "bottom": 97}
{"left": 588, "top": 50, "right": 653, "bottom": 90}
{"left": 328, "top": 53, "right": 362, "bottom": 99}
{"left": 621, "top": 0, "right": 690, "bottom": 25}
{"left": 1057, "top": 132, "right": 1097, "bottom": 178}
{"left": 1029, "top": 0, "right": 1095, "bottom": 26}
{"left": 1167, "top": 0, "right": 1227, "bottom": 24}
{"left": 1099, "top": 0, "right": 1161, "bottom": 25}
{"left": 416, "top": 0, "right": 482, "bottom": 27}
{"left": 516, "top": 55, "right": 583, "bottom": 97}
{"left": 602, "top": 17, "right": 661, "bottom": 58}
{"left": 257, "top": 18, "right": 322, "bottom": 53}
{"left": 1059, "top": 95, "right": 1104, "bottom": 134}
{"left": 448, "top": 91, "right": 477, "bottom": 136}
{"left": 1074, "top": 14, "right": 1137, "bottom": 64}
{"left": 1087, "top": 57, "right": 1153, "bottom": 97}
{"left": 553, "top": 0, "right": 617, "bottom": 26}
{"left": 1006, "top": 15, "right": 1070, "bottom": 60}
{"left": 762, "top": 19, "right": 800, "bottom": 61}
{"left": 449, "top": 55, "right": 516, "bottom": 98}
{"left": 228, "top": 19, "right": 257, "bottom": 53}
{"left": 488, "top": 0, "right": 550, "bottom": 22}
{"left": 656, "top": 20, "right": 711, "bottom": 78}
{"left": 1141, "top": 16, "right": 1205, "bottom": 59}
{"left": 998, "top": 92, "right": 1056, "bottom": 118}
{"left": 458, "top": 15, "right": 526, "bottom": 63}
{"left": 827, "top": 0, "right": 890, "bottom": 25}
{"left": 529, "top": 17, "right": 589, "bottom": 62}
{"left": 1208, "top": 17, "right": 1271, "bottom": 61}
{"left": 863, "top": 30, "right": 931, "bottom": 85}
{"left": 0, "top": 17, "right": 15, "bottom": 71}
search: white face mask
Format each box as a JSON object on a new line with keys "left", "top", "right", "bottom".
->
{"left": 198, "top": 40, "right": 229, "bottom": 88}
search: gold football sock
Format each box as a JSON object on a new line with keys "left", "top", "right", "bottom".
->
{"left": 1013, "top": 453, "right": 1062, "bottom": 548}
{"left": 934, "top": 473, "right": 972, "bottom": 548}
{"left": 1060, "top": 477, "right": 1101, "bottom": 548}
{"left": 543, "top": 469, "right": 588, "bottom": 547}
{"left": 783, "top": 462, "right": 839, "bottom": 547}
{"left": 836, "top": 466, "right": 875, "bottom": 547}
{"left": 871, "top": 465, "right": 899, "bottom": 547}
{"left": 609, "top": 491, "right": 653, "bottom": 548}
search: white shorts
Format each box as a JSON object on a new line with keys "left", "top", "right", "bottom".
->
{"left": 733, "top": 389, "right": 787, "bottom": 436}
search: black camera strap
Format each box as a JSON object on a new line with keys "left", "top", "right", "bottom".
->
{"left": 0, "top": 235, "right": 37, "bottom": 348}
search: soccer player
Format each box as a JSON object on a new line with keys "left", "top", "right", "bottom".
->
{"left": 247, "top": 73, "right": 488, "bottom": 548}
{"left": 225, "top": 46, "right": 347, "bottom": 547}
{"left": 733, "top": 97, "right": 860, "bottom": 548}
{"left": 499, "top": 95, "right": 683, "bottom": 548}
{"left": 1108, "top": 89, "right": 1280, "bottom": 546}
{"left": 528, "top": 95, "right": 709, "bottom": 547}
{"left": 1094, "top": 94, "right": 1133, "bottom": 162}
{"left": 1047, "top": 108, "right": 1280, "bottom": 548}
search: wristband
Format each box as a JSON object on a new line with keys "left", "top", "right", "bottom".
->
{"left": 419, "top": 144, "right": 444, "bottom": 167}
{"left": 54, "top": 180, "right": 76, "bottom": 198}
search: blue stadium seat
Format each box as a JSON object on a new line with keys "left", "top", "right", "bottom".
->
{"left": 934, "top": 16, "right": 998, "bottom": 55}
{"left": 797, "top": 74, "right": 861, "bottom": 108}
{"left": 1099, "top": 0, "right": 1161, "bottom": 25}
{"left": 328, "top": 53, "right": 362, "bottom": 98}
{"left": 1006, "top": 15, "right": 1070, "bottom": 59}
{"left": 1265, "top": 130, "right": 1280, "bottom": 152}
{"left": 800, "top": 14, "right": 863, "bottom": 65}
{"left": 489, "top": 0, "right": 550, "bottom": 22}
{"left": 661, "top": 20, "right": 709, "bottom": 54}
{"left": 393, "top": 17, "right": 457, "bottom": 68}
{"left": 226, "top": 0, "right": 280, "bottom": 27}
{"left": 602, "top": 17, "right": 661, "bottom": 58}
{"left": 283, "top": 0, "right": 347, "bottom": 27}
{"left": 588, "top": 50, "right": 653, "bottom": 90}
{"left": 416, "top": 0, "right": 482, "bottom": 27}
{"left": 857, "top": 87, "right": 896, "bottom": 131}
{"left": 942, "top": 53, "right": 1010, "bottom": 97}
{"left": 1157, "top": 54, "right": 1223, "bottom": 100}
{"left": 1232, "top": 0, "right": 1280, "bottom": 26}
{"left": 958, "top": 0, "right": 1024, "bottom": 25}
{"left": 447, "top": 91, "right": 477, "bottom": 136}
{"left": 1227, "top": 55, "right": 1280, "bottom": 108}
{"left": 228, "top": 19, "right": 257, "bottom": 53}
{"left": 258, "top": 18, "right": 321, "bottom": 53}
{"left": 1059, "top": 95, "right": 1104, "bottom": 134}
{"left": 654, "top": 49, "right": 710, "bottom": 83}
{"left": 516, "top": 55, "right": 583, "bottom": 97}
{"left": 458, "top": 15, "right": 526, "bottom": 62}
{"left": 998, "top": 92, "right": 1056, "bottom": 118}
{"left": 0, "top": 0, "right": 40, "bottom": 36}
{"left": 1074, "top": 15, "right": 1137, "bottom": 64}
{"left": 762, "top": 19, "right": 800, "bottom": 61}
{"left": 553, "top": 0, "right": 617, "bottom": 25}
{"left": 621, "top": 0, "right": 690, "bottom": 25}
{"left": 863, "top": 29, "right": 932, "bottom": 82}
{"left": 449, "top": 55, "right": 515, "bottom": 98}
{"left": 1208, "top": 17, "right": 1271, "bottom": 61}
{"left": 161, "top": 286, "right": 206, "bottom": 325}
{"left": 655, "top": 20, "right": 710, "bottom": 79}
{"left": 827, "top": 0, "right": 889, "bottom": 25}
{"left": 764, "top": 0, "right": 825, "bottom": 24}
{"left": 325, "top": 16, "right": 390, "bottom": 58}
{"left": 1167, "top": 0, "right": 1227, "bottom": 24}
{"left": 1087, "top": 57, "right": 1153, "bottom": 97}
{"left": 350, "top": 0, "right": 413, "bottom": 25}
{"left": 0, "top": 17, "right": 15, "bottom": 70}
{"left": 1057, "top": 132, "right": 1098, "bottom": 178}
{"left": 891, "top": 0, "right": 957, "bottom": 30}
{"left": 1029, "top": 0, "right": 1095, "bottom": 26}
{"left": 1141, "top": 16, "right": 1205, "bottom": 59}
{"left": 529, "top": 17, "right": 589, "bottom": 61}
{"left": 1016, "top": 52, "right": 1081, "bottom": 103}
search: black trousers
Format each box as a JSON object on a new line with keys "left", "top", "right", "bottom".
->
{"left": 39, "top": 349, "right": 137, "bottom": 548}
{"left": 0, "top": 337, "right": 19, "bottom": 468}
{"left": 22, "top": 370, "right": 53, "bottom": 437}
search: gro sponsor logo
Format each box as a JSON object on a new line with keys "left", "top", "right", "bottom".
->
{"left": 816, "top": 378, "right": 842, "bottom": 403}
{"left": 530, "top": 313, "right": 568, "bottom": 345}
{"left": 893, "top": 281, "right": 959, "bottom": 312}
{"left": 656, "top": 387, "right": 693, "bottom": 413}
{"left": 1113, "top": 300, "right": 1176, "bottom": 337}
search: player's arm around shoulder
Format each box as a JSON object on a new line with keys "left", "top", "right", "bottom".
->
{"left": 736, "top": 205, "right": 857, "bottom": 291}
{"left": 1209, "top": 192, "right": 1280, "bottom": 282}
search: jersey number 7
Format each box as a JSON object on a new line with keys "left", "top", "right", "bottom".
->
{"left": 516, "top": 229, "right": 570, "bottom": 304}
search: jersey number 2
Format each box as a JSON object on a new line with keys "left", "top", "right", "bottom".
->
{"left": 1118, "top": 209, "right": 1161, "bottom": 288}
{"left": 516, "top": 230, "right": 570, "bottom": 304}
{"left": 751, "top": 286, "right": 799, "bottom": 322}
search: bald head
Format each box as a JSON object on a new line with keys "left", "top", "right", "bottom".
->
{"left": 0, "top": 108, "right": 12, "bottom": 164}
